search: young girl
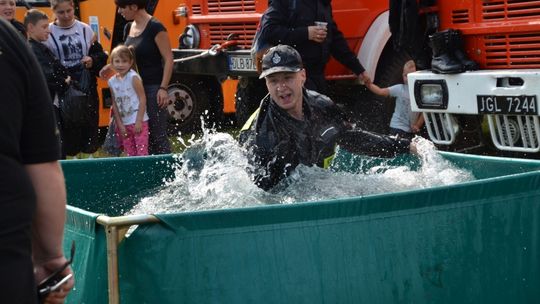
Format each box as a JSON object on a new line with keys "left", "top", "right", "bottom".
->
{"left": 108, "top": 45, "right": 149, "bottom": 156}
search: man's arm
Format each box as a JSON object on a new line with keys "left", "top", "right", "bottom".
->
{"left": 155, "top": 30, "right": 174, "bottom": 108}
{"left": 240, "top": 129, "right": 288, "bottom": 191}
{"left": 88, "top": 40, "right": 109, "bottom": 76}
{"left": 411, "top": 113, "right": 425, "bottom": 133}
{"left": 31, "top": 45, "right": 70, "bottom": 96}
{"left": 338, "top": 129, "right": 411, "bottom": 158}
{"left": 327, "top": 17, "right": 368, "bottom": 81}
{"left": 27, "top": 161, "right": 66, "bottom": 266}
{"left": 26, "top": 161, "right": 74, "bottom": 301}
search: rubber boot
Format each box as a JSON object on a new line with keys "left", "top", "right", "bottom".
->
{"left": 429, "top": 30, "right": 464, "bottom": 74}
{"left": 450, "top": 29, "right": 479, "bottom": 71}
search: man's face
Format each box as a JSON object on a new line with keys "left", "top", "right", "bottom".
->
{"left": 28, "top": 19, "right": 51, "bottom": 42}
{"left": 265, "top": 70, "right": 306, "bottom": 116}
{"left": 0, "top": 0, "right": 16, "bottom": 21}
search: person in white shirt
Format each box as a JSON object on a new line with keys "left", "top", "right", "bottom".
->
{"left": 44, "top": 0, "right": 108, "bottom": 156}
{"left": 367, "top": 60, "right": 425, "bottom": 139}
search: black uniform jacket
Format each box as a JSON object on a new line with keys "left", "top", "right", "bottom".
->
{"left": 240, "top": 89, "right": 411, "bottom": 190}
{"left": 264, "top": 0, "right": 365, "bottom": 76}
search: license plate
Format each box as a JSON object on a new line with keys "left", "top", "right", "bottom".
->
{"left": 228, "top": 55, "right": 256, "bottom": 72}
{"left": 477, "top": 95, "right": 538, "bottom": 115}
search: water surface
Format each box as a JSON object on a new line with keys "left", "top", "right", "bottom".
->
{"left": 127, "top": 130, "right": 474, "bottom": 214}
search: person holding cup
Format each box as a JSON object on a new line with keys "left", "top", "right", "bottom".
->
{"left": 264, "top": 0, "right": 371, "bottom": 95}
{"left": 310, "top": 21, "right": 327, "bottom": 43}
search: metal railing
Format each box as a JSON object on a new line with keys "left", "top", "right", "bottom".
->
{"left": 487, "top": 114, "right": 540, "bottom": 152}
{"left": 423, "top": 112, "right": 459, "bottom": 145}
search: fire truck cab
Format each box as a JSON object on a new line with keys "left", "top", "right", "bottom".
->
{"left": 171, "top": 0, "right": 424, "bottom": 133}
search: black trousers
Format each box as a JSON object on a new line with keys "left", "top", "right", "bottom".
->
{"left": 304, "top": 72, "right": 328, "bottom": 96}
{"left": 0, "top": 227, "right": 38, "bottom": 304}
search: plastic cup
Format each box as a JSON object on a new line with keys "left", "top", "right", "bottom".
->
{"left": 315, "top": 21, "right": 328, "bottom": 29}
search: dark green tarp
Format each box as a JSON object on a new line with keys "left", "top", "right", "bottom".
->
{"left": 61, "top": 152, "right": 540, "bottom": 303}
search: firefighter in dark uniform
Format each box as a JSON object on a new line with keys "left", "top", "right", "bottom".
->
{"left": 240, "top": 45, "right": 414, "bottom": 190}
{"left": 264, "top": 0, "right": 371, "bottom": 94}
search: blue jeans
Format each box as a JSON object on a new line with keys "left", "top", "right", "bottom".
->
{"left": 145, "top": 84, "right": 171, "bottom": 154}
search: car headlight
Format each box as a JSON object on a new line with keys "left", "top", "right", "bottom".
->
{"left": 178, "top": 24, "right": 200, "bottom": 49}
{"left": 414, "top": 79, "right": 448, "bottom": 109}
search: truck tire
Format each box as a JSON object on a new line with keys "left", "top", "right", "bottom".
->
{"left": 235, "top": 76, "right": 267, "bottom": 126}
{"left": 166, "top": 76, "right": 222, "bottom": 133}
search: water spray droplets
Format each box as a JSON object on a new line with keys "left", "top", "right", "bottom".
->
{"left": 128, "top": 132, "right": 474, "bottom": 215}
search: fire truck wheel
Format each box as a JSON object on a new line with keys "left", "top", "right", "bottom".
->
{"left": 235, "top": 77, "right": 268, "bottom": 127}
{"left": 166, "top": 77, "right": 222, "bottom": 133}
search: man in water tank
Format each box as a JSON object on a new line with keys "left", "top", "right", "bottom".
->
{"left": 239, "top": 44, "right": 420, "bottom": 190}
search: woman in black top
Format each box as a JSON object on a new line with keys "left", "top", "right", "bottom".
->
{"left": 102, "top": 0, "right": 173, "bottom": 155}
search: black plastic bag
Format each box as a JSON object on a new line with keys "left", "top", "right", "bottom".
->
{"left": 102, "top": 117, "right": 123, "bottom": 156}
{"left": 60, "top": 83, "right": 91, "bottom": 126}
{"left": 78, "top": 68, "right": 93, "bottom": 95}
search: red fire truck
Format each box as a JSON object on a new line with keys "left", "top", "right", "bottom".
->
{"left": 171, "top": 0, "right": 420, "bottom": 133}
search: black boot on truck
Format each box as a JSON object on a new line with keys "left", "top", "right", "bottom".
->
{"left": 450, "top": 29, "right": 479, "bottom": 71}
{"left": 429, "top": 29, "right": 464, "bottom": 74}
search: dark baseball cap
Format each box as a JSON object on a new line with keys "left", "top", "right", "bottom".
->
{"left": 259, "top": 45, "right": 303, "bottom": 79}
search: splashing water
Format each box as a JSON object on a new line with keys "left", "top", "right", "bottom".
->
{"left": 127, "top": 131, "right": 474, "bottom": 215}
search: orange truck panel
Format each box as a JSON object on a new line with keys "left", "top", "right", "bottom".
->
{"left": 153, "top": 0, "right": 186, "bottom": 48}
{"left": 222, "top": 78, "right": 238, "bottom": 113}
{"left": 326, "top": 1, "right": 386, "bottom": 77}
{"left": 15, "top": 5, "right": 52, "bottom": 21}
{"left": 78, "top": 0, "right": 117, "bottom": 127}
{"left": 437, "top": 0, "right": 540, "bottom": 70}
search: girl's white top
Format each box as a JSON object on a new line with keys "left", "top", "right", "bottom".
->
{"left": 108, "top": 69, "right": 149, "bottom": 125}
